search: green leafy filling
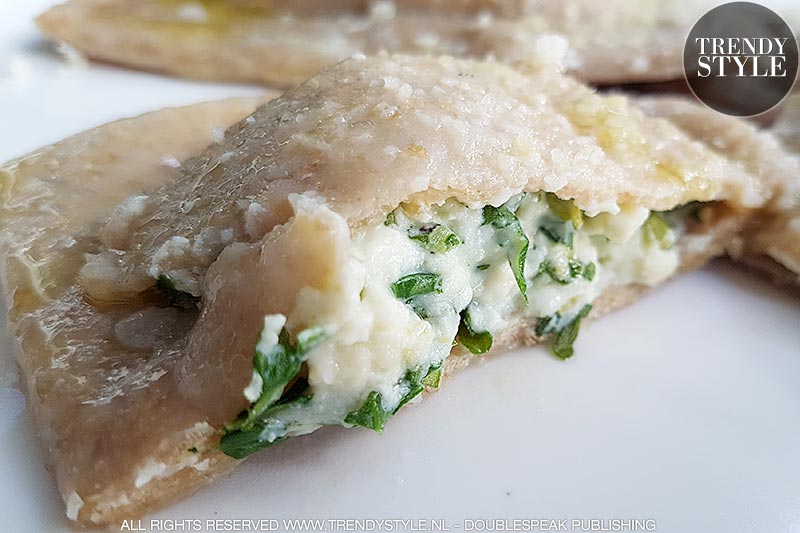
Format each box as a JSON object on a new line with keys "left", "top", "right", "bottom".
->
{"left": 221, "top": 194, "right": 629, "bottom": 458}
{"left": 539, "top": 215, "right": 575, "bottom": 248}
{"left": 391, "top": 272, "right": 443, "bottom": 319}
{"left": 538, "top": 193, "right": 585, "bottom": 249}
{"left": 483, "top": 204, "right": 530, "bottom": 302}
{"left": 408, "top": 223, "right": 462, "bottom": 253}
{"left": 345, "top": 363, "right": 442, "bottom": 432}
{"left": 218, "top": 432, "right": 287, "bottom": 460}
{"left": 643, "top": 212, "right": 673, "bottom": 249}
{"left": 538, "top": 259, "right": 596, "bottom": 285}
{"left": 546, "top": 193, "right": 584, "bottom": 229}
{"left": 421, "top": 365, "right": 442, "bottom": 388}
{"left": 155, "top": 274, "right": 200, "bottom": 310}
{"left": 219, "top": 324, "right": 325, "bottom": 459}
{"left": 394, "top": 363, "right": 442, "bottom": 412}
{"left": 344, "top": 391, "right": 390, "bottom": 432}
{"left": 391, "top": 272, "right": 443, "bottom": 300}
{"left": 218, "top": 396, "right": 311, "bottom": 460}
{"left": 456, "top": 308, "right": 493, "bottom": 355}
{"left": 535, "top": 304, "right": 593, "bottom": 360}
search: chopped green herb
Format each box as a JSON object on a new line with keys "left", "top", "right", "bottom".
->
{"left": 538, "top": 259, "right": 596, "bottom": 285}
{"left": 345, "top": 361, "right": 442, "bottom": 434}
{"left": 536, "top": 305, "right": 593, "bottom": 360}
{"left": 395, "top": 368, "right": 426, "bottom": 412}
{"left": 483, "top": 205, "right": 530, "bottom": 302}
{"left": 384, "top": 209, "right": 398, "bottom": 226}
{"left": 539, "top": 216, "right": 574, "bottom": 248}
{"left": 408, "top": 223, "right": 462, "bottom": 253}
{"left": 395, "top": 361, "right": 443, "bottom": 411}
{"left": 535, "top": 313, "right": 558, "bottom": 337}
{"left": 155, "top": 274, "right": 200, "bottom": 310}
{"left": 391, "top": 272, "right": 443, "bottom": 300}
{"left": 566, "top": 260, "right": 596, "bottom": 282}
{"left": 579, "top": 261, "right": 596, "bottom": 282}
{"left": 225, "top": 324, "right": 325, "bottom": 434}
{"left": 456, "top": 308, "right": 493, "bottom": 355}
{"left": 552, "top": 305, "right": 592, "bottom": 359}
{"left": 247, "top": 327, "right": 319, "bottom": 426}
{"left": 421, "top": 364, "right": 442, "bottom": 388}
{"left": 219, "top": 395, "right": 312, "bottom": 459}
{"left": 538, "top": 261, "right": 565, "bottom": 284}
{"left": 643, "top": 212, "right": 673, "bottom": 249}
{"left": 345, "top": 391, "right": 390, "bottom": 432}
{"left": 476, "top": 264, "right": 491, "bottom": 271}
{"left": 219, "top": 428, "right": 286, "bottom": 459}
{"left": 187, "top": 447, "right": 198, "bottom": 454}
{"left": 546, "top": 193, "right": 583, "bottom": 229}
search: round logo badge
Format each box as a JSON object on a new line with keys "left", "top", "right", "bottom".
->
{"left": 683, "top": 2, "right": 798, "bottom": 117}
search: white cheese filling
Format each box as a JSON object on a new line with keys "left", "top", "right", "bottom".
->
{"left": 233, "top": 192, "right": 681, "bottom": 446}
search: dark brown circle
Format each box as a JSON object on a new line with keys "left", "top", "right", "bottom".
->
{"left": 684, "top": 2, "right": 798, "bottom": 117}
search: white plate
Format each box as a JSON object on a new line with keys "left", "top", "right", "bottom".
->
{"left": 1, "top": 2, "right": 799, "bottom": 532}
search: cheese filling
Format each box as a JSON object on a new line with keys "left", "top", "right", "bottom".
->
{"left": 219, "top": 192, "right": 682, "bottom": 458}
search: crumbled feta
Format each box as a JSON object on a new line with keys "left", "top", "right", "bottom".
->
{"left": 255, "top": 315, "right": 286, "bottom": 356}
{"left": 65, "top": 491, "right": 84, "bottom": 521}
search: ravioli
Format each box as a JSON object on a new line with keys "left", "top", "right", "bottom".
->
{"left": 36, "top": 0, "right": 711, "bottom": 86}
{"left": 0, "top": 55, "right": 771, "bottom": 526}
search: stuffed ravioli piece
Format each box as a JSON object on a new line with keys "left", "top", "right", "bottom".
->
{"left": 36, "top": 0, "right": 710, "bottom": 86}
{"left": 635, "top": 95, "right": 800, "bottom": 286}
{"left": 0, "top": 96, "right": 275, "bottom": 525}
{"left": 1, "top": 56, "right": 767, "bottom": 526}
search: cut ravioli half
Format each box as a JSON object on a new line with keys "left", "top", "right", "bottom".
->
{"left": 0, "top": 55, "right": 770, "bottom": 526}
{"left": 36, "top": 0, "right": 711, "bottom": 86}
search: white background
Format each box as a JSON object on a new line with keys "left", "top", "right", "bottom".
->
{"left": 1, "top": 1, "right": 799, "bottom": 532}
